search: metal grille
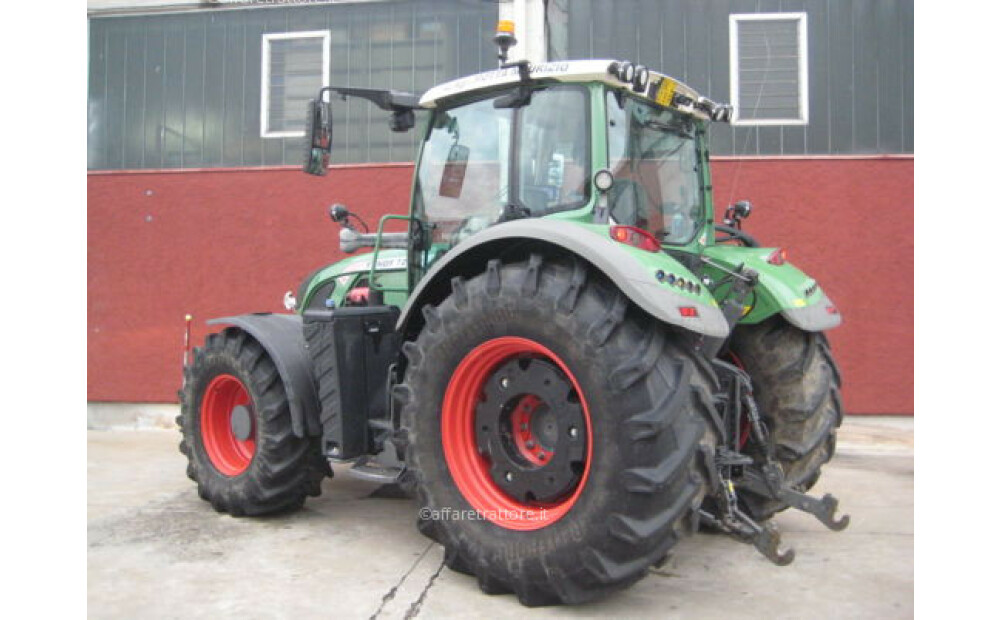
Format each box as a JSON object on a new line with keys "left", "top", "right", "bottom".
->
{"left": 735, "top": 18, "right": 803, "bottom": 122}
{"left": 265, "top": 34, "right": 327, "bottom": 136}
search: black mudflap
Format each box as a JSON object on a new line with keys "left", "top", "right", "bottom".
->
{"left": 302, "top": 306, "right": 400, "bottom": 460}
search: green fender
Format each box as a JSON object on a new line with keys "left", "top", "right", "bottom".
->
{"left": 701, "top": 245, "right": 842, "bottom": 332}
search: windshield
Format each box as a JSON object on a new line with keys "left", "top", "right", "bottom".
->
{"left": 606, "top": 90, "right": 703, "bottom": 245}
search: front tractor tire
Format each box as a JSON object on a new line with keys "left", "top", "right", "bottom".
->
{"left": 729, "top": 316, "right": 843, "bottom": 521}
{"left": 398, "top": 256, "right": 718, "bottom": 606}
{"left": 177, "top": 328, "right": 329, "bottom": 516}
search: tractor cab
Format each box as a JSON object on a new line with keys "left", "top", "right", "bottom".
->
{"left": 303, "top": 59, "right": 734, "bottom": 308}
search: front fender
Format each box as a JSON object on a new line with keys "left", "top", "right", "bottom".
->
{"left": 702, "top": 245, "right": 842, "bottom": 332}
{"left": 206, "top": 313, "right": 321, "bottom": 438}
{"left": 398, "top": 219, "right": 729, "bottom": 338}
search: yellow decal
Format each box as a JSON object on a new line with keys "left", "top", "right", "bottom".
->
{"left": 655, "top": 78, "right": 677, "bottom": 107}
{"left": 792, "top": 298, "right": 806, "bottom": 307}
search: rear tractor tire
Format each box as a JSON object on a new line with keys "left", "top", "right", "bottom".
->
{"left": 177, "top": 327, "right": 329, "bottom": 516}
{"left": 729, "top": 316, "right": 843, "bottom": 521}
{"left": 398, "top": 256, "right": 718, "bottom": 606}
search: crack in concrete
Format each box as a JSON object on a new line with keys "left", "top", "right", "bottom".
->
{"left": 649, "top": 568, "right": 679, "bottom": 578}
{"left": 369, "top": 542, "right": 434, "bottom": 620}
{"left": 403, "top": 557, "right": 446, "bottom": 620}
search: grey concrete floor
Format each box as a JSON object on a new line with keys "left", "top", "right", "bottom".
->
{"left": 88, "top": 416, "right": 913, "bottom": 619}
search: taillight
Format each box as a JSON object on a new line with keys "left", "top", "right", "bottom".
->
{"left": 678, "top": 306, "right": 699, "bottom": 318}
{"left": 826, "top": 305, "right": 839, "bottom": 315}
{"left": 767, "top": 248, "right": 788, "bottom": 265}
{"left": 610, "top": 226, "right": 660, "bottom": 253}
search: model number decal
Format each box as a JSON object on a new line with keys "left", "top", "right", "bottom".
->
{"left": 341, "top": 256, "right": 408, "bottom": 275}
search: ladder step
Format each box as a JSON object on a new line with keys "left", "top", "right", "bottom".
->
{"left": 345, "top": 455, "right": 403, "bottom": 484}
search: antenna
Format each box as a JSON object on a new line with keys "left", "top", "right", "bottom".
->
{"left": 726, "top": 35, "right": 775, "bottom": 209}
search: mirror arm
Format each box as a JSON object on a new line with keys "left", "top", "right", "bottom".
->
{"left": 317, "top": 86, "right": 420, "bottom": 112}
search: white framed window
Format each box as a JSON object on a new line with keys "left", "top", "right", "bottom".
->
{"left": 729, "top": 13, "right": 808, "bottom": 126}
{"left": 261, "top": 30, "right": 331, "bottom": 138}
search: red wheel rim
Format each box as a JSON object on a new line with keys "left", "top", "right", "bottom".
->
{"left": 441, "top": 337, "right": 593, "bottom": 531}
{"left": 201, "top": 374, "right": 256, "bottom": 476}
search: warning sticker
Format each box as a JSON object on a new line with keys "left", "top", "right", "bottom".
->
{"left": 655, "top": 78, "right": 677, "bottom": 107}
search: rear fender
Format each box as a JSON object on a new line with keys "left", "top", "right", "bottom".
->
{"left": 206, "top": 314, "right": 321, "bottom": 438}
{"left": 397, "top": 219, "right": 729, "bottom": 340}
{"left": 701, "top": 245, "right": 842, "bottom": 332}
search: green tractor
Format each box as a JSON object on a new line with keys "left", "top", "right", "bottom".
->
{"left": 178, "top": 48, "right": 847, "bottom": 606}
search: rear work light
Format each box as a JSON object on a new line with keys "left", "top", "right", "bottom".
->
{"left": 610, "top": 226, "right": 660, "bottom": 253}
{"left": 767, "top": 248, "right": 788, "bottom": 265}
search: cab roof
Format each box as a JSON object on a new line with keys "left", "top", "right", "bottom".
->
{"left": 418, "top": 59, "right": 730, "bottom": 123}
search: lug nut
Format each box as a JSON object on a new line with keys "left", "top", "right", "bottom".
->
{"left": 526, "top": 440, "right": 535, "bottom": 449}
{"left": 505, "top": 471, "right": 514, "bottom": 482}
{"left": 500, "top": 377, "right": 510, "bottom": 389}
{"left": 568, "top": 427, "right": 578, "bottom": 438}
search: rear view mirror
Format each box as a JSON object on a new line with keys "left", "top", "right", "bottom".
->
{"left": 438, "top": 144, "right": 470, "bottom": 198}
{"left": 303, "top": 98, "right": 333, "bottom": 176}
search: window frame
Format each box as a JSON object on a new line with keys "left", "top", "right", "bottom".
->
{"left": 728, "top": 12, "right": 809, "bottom": 127}
{"left": 260, "top": 30, "right": 331, "bottom": 139}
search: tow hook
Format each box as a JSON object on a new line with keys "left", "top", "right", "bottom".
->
{"left": 740, "top": 463, "right": 851, "bottom": 532}
{"left": 701, "top": 359, "right": 850, "bottom": 566}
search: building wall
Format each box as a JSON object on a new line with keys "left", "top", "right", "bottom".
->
{"left": 87, "top": 157, "right": 912, "bottom": 414}
{"left": 87, "top": 1, "right": 913, "bottom": 414}
{"left": 88, "top": 0, "right": 497, "bottom": 169}
{"left": 549, "top": 0, "right": 914, "bottom": 157}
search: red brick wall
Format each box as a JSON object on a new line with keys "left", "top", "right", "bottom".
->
{"left": 87, "top": 158, "right": 913, "bottom": 414}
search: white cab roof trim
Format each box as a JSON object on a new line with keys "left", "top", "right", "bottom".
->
{"left": 418, "top": 59, "right": 711, "bottom": 120}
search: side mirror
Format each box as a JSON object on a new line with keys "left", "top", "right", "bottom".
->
{"left": 389, "top": 109, "right": 415, "bottom": 133}
{"left": 329, "top": 204, "right": 351, "bottom": 228}
{"left": 303, "top": 98, "right": 333, "bottom": 176}
{"left": 723, "top": 200, "right": 753, "bottom": 228}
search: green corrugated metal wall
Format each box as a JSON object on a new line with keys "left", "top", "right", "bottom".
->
{"left": 88, "top": 1, "right": 497, "bottom": 170}
{"left": 88, "top": 0, "right": 914, "bottom": 169}
{"left": 549, "top": 0, "right": 913, "bottom": 156}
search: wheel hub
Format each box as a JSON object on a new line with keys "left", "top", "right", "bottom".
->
{"left": 474, "top": 358, "right": 587, "bottom": 504}
{"left": 230, "top": 404, "right": 253, "bottom": 441}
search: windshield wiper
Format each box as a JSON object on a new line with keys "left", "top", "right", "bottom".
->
{"left": 641, "top": 118, "right": 694, "bottom": 139}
